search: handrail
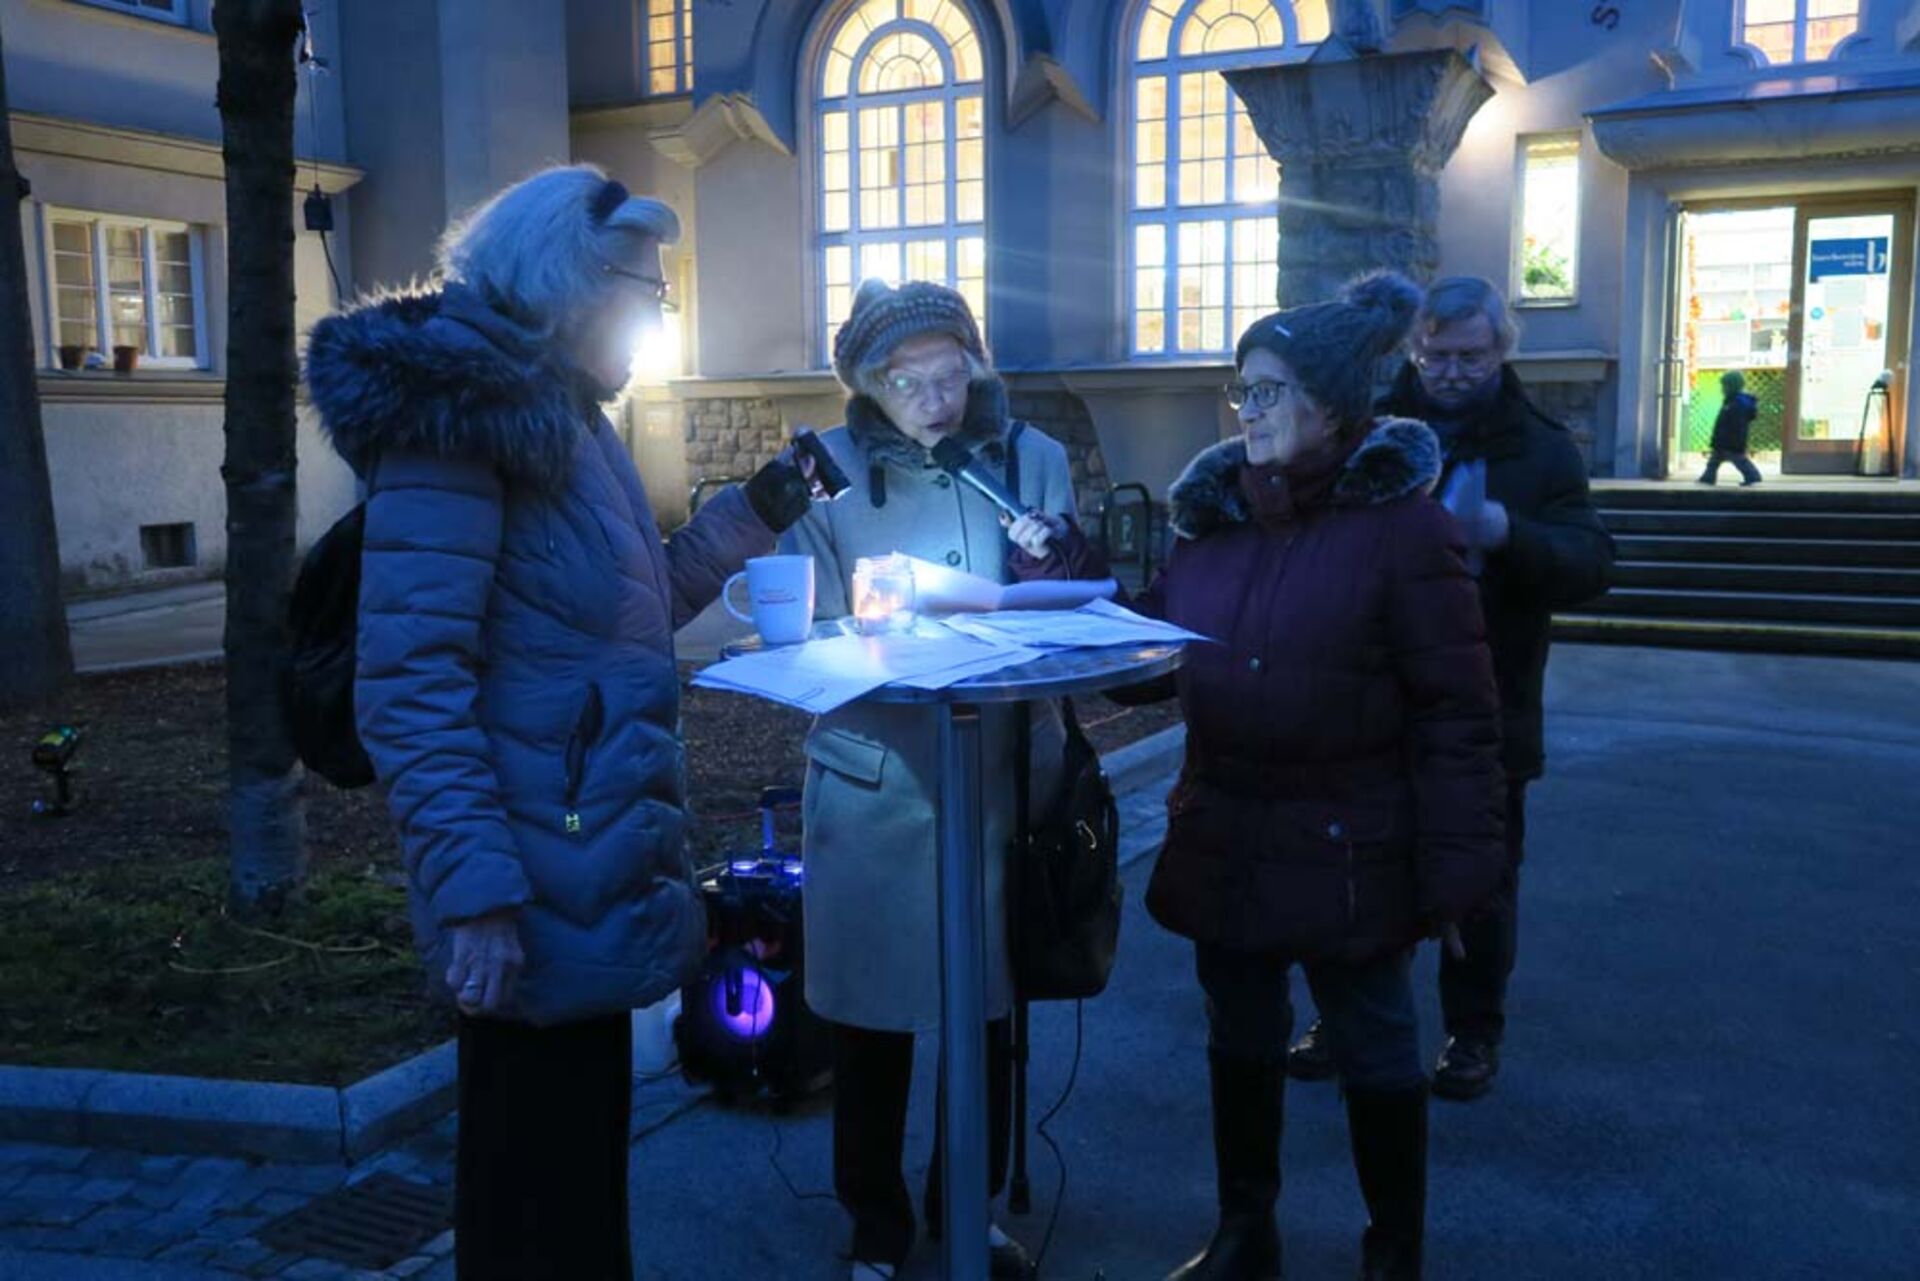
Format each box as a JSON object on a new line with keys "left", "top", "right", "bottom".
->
{"left": 1100, "top": 482, "right": 1157, "bottom": 585}
{"left": 688, "top": 474, "right": 749, "bottom": 516}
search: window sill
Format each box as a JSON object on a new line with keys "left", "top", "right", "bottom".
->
{"left": 1513, "top": 296, "right": 1580, "bottom": 310}
{"left": 39, "top": 370, "right": 224, "bottom": 403}
{"left": 1509, "top": 349, "right": 1614, "bottom": 383}
{"left": 65, "top": 1, "right": 209, "bottom": 39}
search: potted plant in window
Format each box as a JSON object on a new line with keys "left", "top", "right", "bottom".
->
{"left": 112, "top": 344, "right": 140, "bottom": 374}
{"left": 57, "top": 344, "right": 89, "bottom": 370}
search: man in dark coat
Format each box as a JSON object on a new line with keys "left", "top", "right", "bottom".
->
{"left": 1288, "top": 276, "right": 1615, "bottom": 1101}
{"left": 1699, "top": 370, "right": 1764, "bottom": 485}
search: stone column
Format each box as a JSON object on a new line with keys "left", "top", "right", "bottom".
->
{"left": 1225, "top": 45, "right": 1493, "bottom": 307}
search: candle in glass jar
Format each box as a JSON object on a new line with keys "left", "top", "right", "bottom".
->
{"left": 850, "top": 554, "right": 916, "bottom": 635}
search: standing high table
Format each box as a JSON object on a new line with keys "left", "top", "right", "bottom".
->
{"left": 855, "top": 640, "right": 1185, "bottom": 1281}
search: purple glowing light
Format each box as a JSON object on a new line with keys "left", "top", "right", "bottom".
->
{"left": 730, "top": 860, "right": 759, "bottom": 874}
{"left": 713, "top": 964, "right": 776, "bottom": 1040}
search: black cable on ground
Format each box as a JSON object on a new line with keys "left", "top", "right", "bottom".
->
{"left": 767, "top": 1106, "right": 839, "bottom": 1206}
{"left": 1031, "top": 998, "right": 1085, "bottom": 1276}
{"left": 631, "top": 1095, "right": 707, "bottom": 1144}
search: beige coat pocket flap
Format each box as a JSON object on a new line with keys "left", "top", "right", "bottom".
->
{"left": 805, "top": 726, "right": 889, "bottom": 786}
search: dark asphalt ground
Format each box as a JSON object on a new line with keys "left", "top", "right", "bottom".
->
{"left": 621, "top": 644, "right": 1920, "bottom": 1280}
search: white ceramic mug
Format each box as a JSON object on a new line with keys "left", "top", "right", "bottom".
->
{"left": 723, "top": 555, "right": 816, "bottom": 645}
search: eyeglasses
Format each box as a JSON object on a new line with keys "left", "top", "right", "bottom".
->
{"left": 604, "top": 264, "right": 670, "bottom": 304}
{"left": 1224, "top": 378, "right": 1291, "bottom": 410}
{"left": 883, "top": 368, "right": 971, "bottom": 402}
{"left": 1411, "top": 348, "right": 1499, "bottom": 379}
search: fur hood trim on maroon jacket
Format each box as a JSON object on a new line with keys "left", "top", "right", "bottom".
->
{"left": 1167, "top": 417, "right": 1442, "bottom": 541}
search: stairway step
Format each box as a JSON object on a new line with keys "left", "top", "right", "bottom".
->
{"left": 1598, "top": 509, "right": 1920, "bottom": 539}
{"left": 1614, "top": 535, "right": 1920, "bottom": 569}
{"left": 1585, "top": 586, "right": 1920, "bottom": 628}
{"left": 1590, "top": 482, "right": 1920, "bottom": 514}
{"left": 1613, "top": 561, "right": 1920, "bottom": 597}
{"left": 1553, "top": 613, "right": 1920, "bottom": 661}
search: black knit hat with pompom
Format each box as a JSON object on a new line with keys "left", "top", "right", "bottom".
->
{"left": 1234, "top": 271, "right": 1422, "bottom": 428}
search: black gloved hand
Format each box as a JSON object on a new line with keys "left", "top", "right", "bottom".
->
{"left": 742, "top": 453, "right": 813, "bottom": 534}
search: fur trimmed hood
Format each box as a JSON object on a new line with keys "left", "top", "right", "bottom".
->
{"left": 843, "top": 375, "right": 1011, "bottom": 469}
{"left": 1168, "top": 417, "right": 1442, "bottom": 540}
{"left": 305, "top": 285, "right": 594, "bottom": 491}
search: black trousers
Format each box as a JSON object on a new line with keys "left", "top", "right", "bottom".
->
{"left": 455, "top": 1013, "right": 633, "bottom": 1281}
{"left": 1438, "top": 780, "right": 1530, "bottom": 1044}
{"left": 1701, "top": 450, "right": 1763, "bottom": 484}
{"left": 830, "top": 1017, "right": 1014, "bottom": 1267}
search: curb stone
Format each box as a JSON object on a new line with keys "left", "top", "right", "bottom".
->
{"left": 0, "top": 1039, "right": 456, "bottom": 1165}
{"left": 1101, "top": 722, "right": 1183, "bottom": 799}
{"left": 0, "top": 733, "right": 1182, "bottom": 1164}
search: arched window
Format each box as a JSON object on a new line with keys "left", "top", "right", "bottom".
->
{"left": 645, "top": 0, "right": 693, "bottom": 96}
{"left": 817, "top": 0, "right": 987, "bottom": 363}
{"left": 1129, "top": 0, "right": 1327, "bottom": 356}
{"left": 1740, "top": 0, "right": 1859, "bottom": 65}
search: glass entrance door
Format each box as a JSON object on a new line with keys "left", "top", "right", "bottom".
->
{"left": 1668, "top": 196, "right": 1913, "bottom": 478}
{"left": 1670, "top": 207, "right": 1795, "bottom": 478}
{"left": 1787, "top": 205, "right": 1913, "bottom": 474}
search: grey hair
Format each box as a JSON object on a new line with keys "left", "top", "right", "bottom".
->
{"left": 854, "top": 342, "right": 992, "bottom": 401}
{"left": 436, "top": 164, "right": 675, "bottom": 339}
{"left": 1416, "top": 276, "right": 1520, "bottom": 355}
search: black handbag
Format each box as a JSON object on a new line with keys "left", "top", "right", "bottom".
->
{"left": 1010, "top": 697, "right": 1123, "bottom": 1001}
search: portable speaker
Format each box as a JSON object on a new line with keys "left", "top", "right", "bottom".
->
{"left": 675, "top": 789, "right": 831, "bottom": 1102}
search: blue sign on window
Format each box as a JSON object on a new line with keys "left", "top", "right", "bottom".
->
{"left": 1809, "top": 237, "right": 1891, "bottom": 281}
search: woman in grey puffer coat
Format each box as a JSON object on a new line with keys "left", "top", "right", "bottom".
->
{"left": 305, "top": 166, "right": 815, "bottom": 1281}
{"left": 780, "top": 280, "right": 1106, "bottom": 1281}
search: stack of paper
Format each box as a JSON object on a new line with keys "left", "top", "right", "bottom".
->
{"left": 943, "top": 598, "right": 1210, "bottom": 649}
{"left": 693, "top": 603, "right": 1206, "bottom": 714}
{"left": 692, "top": 623, "right": 1046, "bottom": 714}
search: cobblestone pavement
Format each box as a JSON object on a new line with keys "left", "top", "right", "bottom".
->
{"left": 0, "top": 1118, "right": 459, "bottom": 1279}
{"left": 0, "top": 1067, "right": 728, "bottom": 1279}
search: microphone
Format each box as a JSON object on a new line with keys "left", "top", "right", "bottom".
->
{"left": 930, "top": 436, "right": 1026, "bottom": 520}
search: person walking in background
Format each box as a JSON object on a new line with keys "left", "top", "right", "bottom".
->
{"left": 1114, "top": 272, "right": 1508, "bottom": 1280}
{"left": 1699, "top": 370, "right": 1765, "bottom": 486}
{"left": 306, "top": 166, "right": 817, "bottom": 1280}
{"left": 1289, "top": 276, "right": 1615, "bottom": 1103}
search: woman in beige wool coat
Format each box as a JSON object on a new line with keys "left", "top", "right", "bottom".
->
{"left": 778, "top": 279, "right": 1104, "bottom": 1281}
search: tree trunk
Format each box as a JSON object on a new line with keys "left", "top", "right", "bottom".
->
{"left": 0, "top": 20, "right": 74, "bottom": 712}
{"left": 216, "top": 0, "right": 308, "bottom": 914}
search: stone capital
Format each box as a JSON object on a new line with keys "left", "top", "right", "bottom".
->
{"left": 648, "top": 94, "right": 792, "bottom": 169}
{"left": 1008, "top": 54, "right": 1100, "bottom": 129}
{"left": 1223, "top": 48, "right": 1492, "bottom": 307}
{"left": 1224, "top": 47, "right": 1493, "bottom": 176}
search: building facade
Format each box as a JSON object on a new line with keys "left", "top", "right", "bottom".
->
{"left": 5, "top": 0, "right": 361, "bottom": 590}
{"left": 9, "top": 0, "right": 1919, "bottom": 589}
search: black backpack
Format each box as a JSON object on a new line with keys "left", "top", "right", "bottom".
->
{"left": 282, "top": 501, "right": 375, "bottom": 789}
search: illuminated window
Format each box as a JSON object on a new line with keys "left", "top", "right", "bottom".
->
{"left": 817, "top": 0, "right": 986, "bottom": 363}
{"left": 1740, "top": 0, "right": 1859, "bottom": 65}
{"left": 1514, "top": 134, "right": 1580, "bottom": 304}
{"left": 1129, "top": 0, "right": 1327, "bottom": 356}
{"left": 71, "top": 0, "right": 187, "bottom": 25}
{"left": 646, "top": 0, "right": 693, "bottom": 96}
{"left": 47, "top": 212, "right": 205, "bottom": 369}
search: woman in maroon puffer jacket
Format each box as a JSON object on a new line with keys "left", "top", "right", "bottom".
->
{"left": 1118, "top": 273, "right": 1506, "bottom": 1281}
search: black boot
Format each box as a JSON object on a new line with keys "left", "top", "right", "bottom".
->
{"left": 1345, "top": 1083, "right": 1428, "bottom": 1281}
{"left": 1167, "top": 1049, "right": 1283, "bottom": 1281}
